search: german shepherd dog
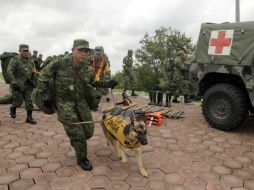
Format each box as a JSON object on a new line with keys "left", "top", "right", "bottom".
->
{"left": 102, "top": 110, "right": 149, "bottom": 177}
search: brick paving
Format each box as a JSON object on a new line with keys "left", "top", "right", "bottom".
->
{"left": 0, "top": 83, "right": 254, "bottom": 189}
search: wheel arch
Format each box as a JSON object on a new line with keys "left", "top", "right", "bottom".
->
{"left": 199, "top": 72, "right": 252, "bottom": 112}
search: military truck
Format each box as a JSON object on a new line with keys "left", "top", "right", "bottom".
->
{"left": 192, "top": 21, "right": 254, "bottom": 131}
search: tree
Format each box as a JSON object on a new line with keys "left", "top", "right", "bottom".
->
{"left": 135, "top": 27, "right": 194, "bottom": 91}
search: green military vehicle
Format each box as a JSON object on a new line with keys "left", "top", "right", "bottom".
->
{"left": 192, "top": 21, "right": 254, "bottom": 131}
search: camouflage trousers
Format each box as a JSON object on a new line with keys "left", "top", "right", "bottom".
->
{"left": 62, "top": 114, "right": 94, "bottom": 161}
{"left": 11, "top": 87, "right": 33, "bottom": 110}
{"left": 123, "top": 72, "right": 136, "bottom": 90}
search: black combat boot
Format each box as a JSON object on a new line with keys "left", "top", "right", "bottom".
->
{"left": 106, "top": 97, "right": 110, "bottom": 102}
{"left": 131, "top": 89, "right": 138, "bottom": 96}
{"left": 78, "top": 158, "right": 93, "bottom": 171}
{"left": 172, "top": 96, "right": 180, "bottom": 103}
{"left": 10, "top": 107, "right": 16, "bottom": 118}
{"left": 184, "top": 95, "right": 193, "bottom": 104}
{"left": 26, "top": 110, "right": 37, "bottom": 124}
{"left": 164, "top": 93, "right": 171, "bottom": 107}
{"left": 148, "top": 91, "right": 153, "bottom": 105}
{"left": 157, "top": 92, "right": 163, "bottom": 106}
{"left": 151, "top": 91, "right": 156, "bottom": 105}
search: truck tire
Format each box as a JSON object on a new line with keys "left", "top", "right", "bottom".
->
{"left": 202, "top": 83, "right": 248, "bottom": 131}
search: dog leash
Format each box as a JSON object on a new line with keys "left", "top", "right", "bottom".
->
{"left": 59, "top": 116, "right": 113, "bottom": 125}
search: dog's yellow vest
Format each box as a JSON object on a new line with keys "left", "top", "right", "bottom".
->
{"left": 103, "top": 115, "right": 140, "bottom": 149}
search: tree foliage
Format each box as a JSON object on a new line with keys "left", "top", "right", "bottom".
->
{"left": 135, "top": 27, "right": 194, "bottom": 90}
{"left": 112, "top": 27, "right": 194, "bottom": 91}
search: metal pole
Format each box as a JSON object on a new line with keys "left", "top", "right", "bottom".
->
{"left": 236, "top": 0, "right": 240, "bottom": 22}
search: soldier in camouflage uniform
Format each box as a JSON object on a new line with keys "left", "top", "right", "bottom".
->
{"left": 37, "top": 54, "right": 43, "bottom": 70}
{"left": 159, "top": 50, "right": 192, "bottom": 105}
{"left": 0, "top": 52, "right": 18, "bottom": 104}
{"left": 7, "top": 44, "right": 37, "bottom": 124}
{"left": 172, "top": 50, "right": 192, "bottom": 103}
{"left": 40, "top": 56, "right": 53, "bottom": 70}
{"left": 32, "top": 50, "right": 40, "bottom": 72}
{"left": 34, "top": 39, "right": 118, "bottom": 171}
{"left": 89, "top": 46, "right": 111, "bottom": 101}
{"left": 159, "top": 58, "right": 175, "bottom": 107}
{"left": 123, "top": 49, "right": 137, "bottom": 96}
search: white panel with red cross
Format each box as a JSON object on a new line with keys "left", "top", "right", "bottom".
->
{"left": 208, "top": 30, "right": 234, "bottom": 55}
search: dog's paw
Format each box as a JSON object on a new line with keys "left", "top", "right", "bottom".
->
{"left": 140, "top": 169, "right": 149, "bottom": 177}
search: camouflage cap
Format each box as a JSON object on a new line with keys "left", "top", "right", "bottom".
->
{"left": 33, "top": 50, "right": 38, "bottom": 53}
{"left": 95, "top": 46, "right": 103, "bottom": 53}
{"left": 128, "top": 49, "right": 133, "bottom": 53}
{"left": 73, "top": 39, "right": 90, "bottom": 50}
{"left": 19, "top": 44, "right": 29, "bottom": 51}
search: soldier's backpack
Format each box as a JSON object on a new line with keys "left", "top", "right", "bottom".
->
{"left": 0, "top": 52, "right": 18, "bottom": 83}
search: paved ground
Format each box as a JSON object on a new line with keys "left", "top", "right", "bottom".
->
{"left": 0, "top": 83, "right": 254, "bottom": 190}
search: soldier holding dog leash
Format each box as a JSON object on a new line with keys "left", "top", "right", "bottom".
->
{"left": 33, "top": 39, "right": 118, "bottom": 171}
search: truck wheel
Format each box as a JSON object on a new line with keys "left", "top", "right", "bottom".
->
{"left": 202, "top": 83, "right": 248, "bottom": 131}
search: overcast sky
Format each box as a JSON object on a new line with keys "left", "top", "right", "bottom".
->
{"left": 0, "top": 0, "right": 253, "bottom": 74}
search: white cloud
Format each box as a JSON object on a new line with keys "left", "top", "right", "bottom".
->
{"left": 0, "top": 0, "right": 254, "bottom": 74}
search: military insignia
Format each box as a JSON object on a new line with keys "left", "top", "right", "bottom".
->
{"left": 69, "top": 85, "right": 74, "bottom": 91}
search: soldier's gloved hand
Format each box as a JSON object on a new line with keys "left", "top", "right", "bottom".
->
{"left": 109, "top": 80, "right": 118, "bottom": 89}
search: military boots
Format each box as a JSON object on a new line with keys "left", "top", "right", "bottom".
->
{"left": 10, "top": 107, "right": 16, "bottom": 118}
{"left": 148, "top": 91, "right": 153, "bottom": 105}
{"left": 157, "top": 91, "right": 163, "bottom": 106}
{"left": 172, "top": 96, "right": 180, "bottom": 103}
{"left": 152, "top": 91, "right": 157, "bottom": 105}
{"left": 78, "top": 159, "right": 93, "bottom": 171}
{"left": 164, "top": 93, "right": 171, "bottom": 107}
{"left": 26, "top": 110, "right": 37, "bottom": 124}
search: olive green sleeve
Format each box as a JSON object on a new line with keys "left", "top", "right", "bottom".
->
{"left": 6, "top": 58, "right": 17, "bottom": 84}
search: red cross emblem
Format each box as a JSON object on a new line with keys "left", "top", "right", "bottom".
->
{"left": 208, "top": 30, "right": 234, "bottom": 55}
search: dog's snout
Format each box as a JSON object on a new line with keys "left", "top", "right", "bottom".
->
{"left": 137, "top": 135, "right": 148, "bottom": 145}
{"left": 141, "top": 138, "right": 148, "bottom": 145}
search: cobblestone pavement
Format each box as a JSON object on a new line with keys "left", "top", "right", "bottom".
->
{"left": 0, "top": 83, "right": 254, "bottom": 190}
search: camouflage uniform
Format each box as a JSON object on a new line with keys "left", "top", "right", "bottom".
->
{"left": 32, "top": 50, "right": 40, "bottom": 72}
{"left": 7, "top": 44, "right": 37, "bottom": 123}
{"left": 40, "top": 56, "right": 53, "bottom": 70}
{"left": 37, "top": 54, "right": 43, "bottom": 71}
{"left": 123, "top": 49, "right": 137, "bottom": 96}
{"left": 35, "top": 40, "right": 117, "bottom": 167}
{"left": 172, "top": 56, "right": 189, "bottom": 95}
{"left": 0, "top": 52, "right": 18, "bottom": 104}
